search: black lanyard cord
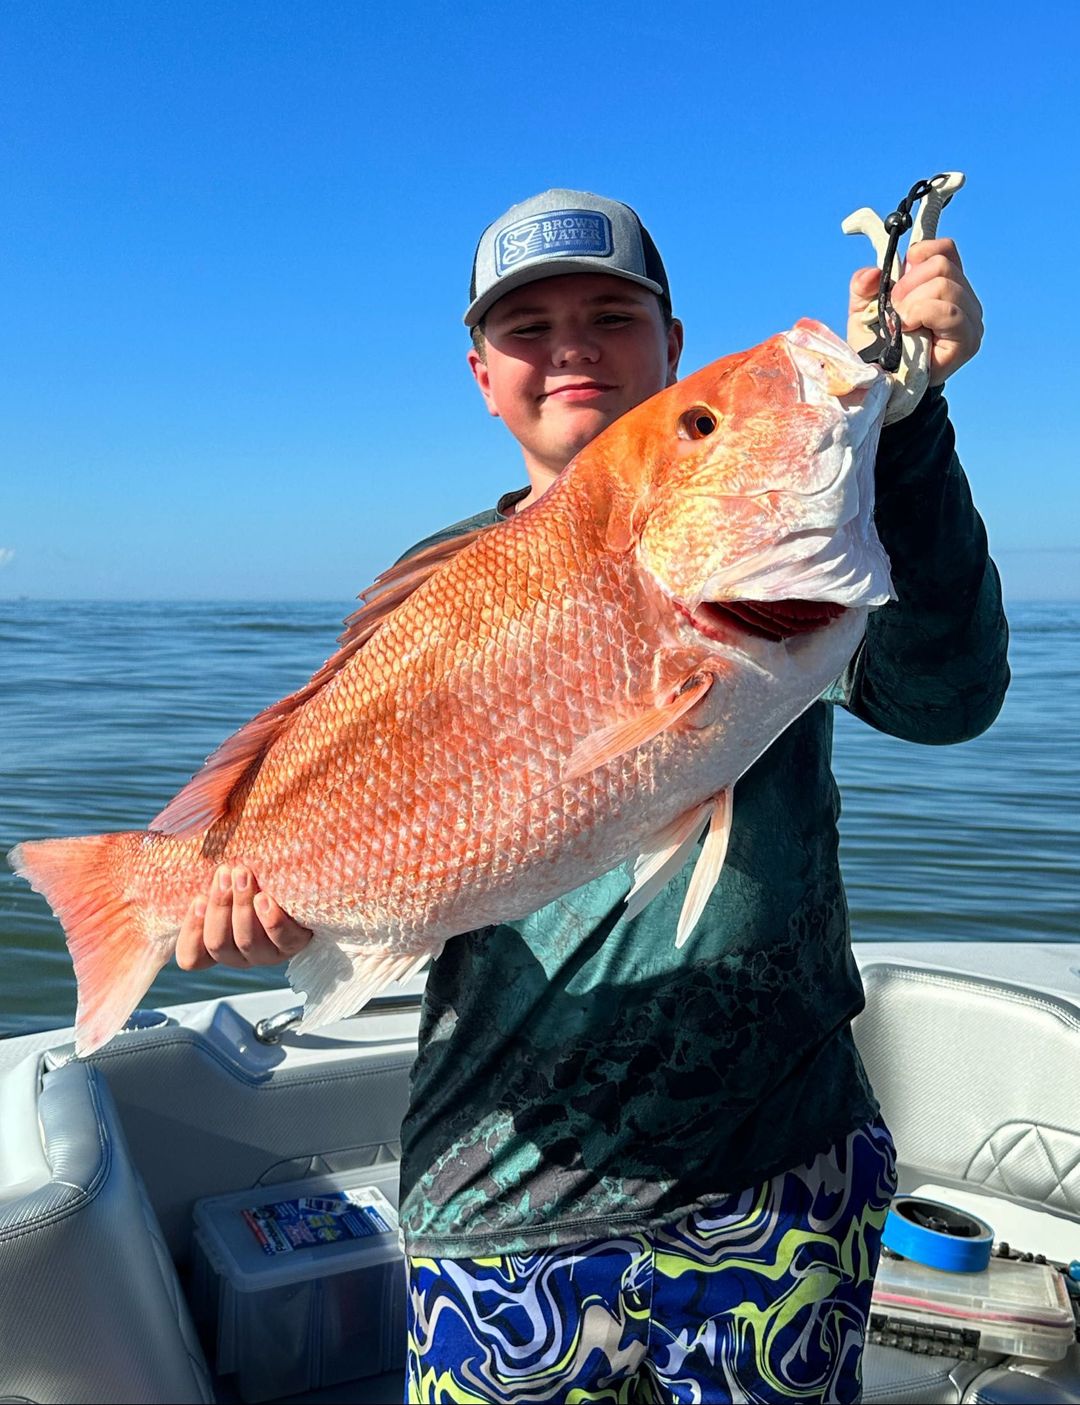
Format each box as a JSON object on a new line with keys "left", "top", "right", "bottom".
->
{"left": 876, "top": 173, "right": 950, "bottom": 372}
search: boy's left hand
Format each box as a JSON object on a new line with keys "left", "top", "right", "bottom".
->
{"left": 847, "top": 238, "right": 984, "bottom": 386}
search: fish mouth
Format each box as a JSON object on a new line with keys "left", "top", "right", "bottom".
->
{"left": 676, "top": 597, "right": 847, "bottom": 642}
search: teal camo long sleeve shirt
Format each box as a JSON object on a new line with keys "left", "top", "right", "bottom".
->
{"left": 396, "top": 387, "right": 1010, "bottom": 1257}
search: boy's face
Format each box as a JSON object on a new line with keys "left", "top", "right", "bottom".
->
{"left": 468, "top": 272, "right": 683, "bottom": 485}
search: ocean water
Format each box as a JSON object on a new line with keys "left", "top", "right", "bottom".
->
{"left": 1, "top": 598, "right": 1077, "bottom": 1036}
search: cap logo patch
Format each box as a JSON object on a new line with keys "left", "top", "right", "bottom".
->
{"left": 495, "top": 209, "right": 613, "bottom": 275}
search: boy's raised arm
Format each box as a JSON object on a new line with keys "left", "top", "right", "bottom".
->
{"left": 834, "top": 244, "right": 1009, "bottom": 741}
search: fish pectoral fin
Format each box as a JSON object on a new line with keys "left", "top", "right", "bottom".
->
{"left": 287, "top": 940, "right": 429, "bottom": 1032}
{"left": 675, "top": 788, "right": 733, "bottom": 948}
{"left": 563, "top": 672, "right": 715, "bottom": 782}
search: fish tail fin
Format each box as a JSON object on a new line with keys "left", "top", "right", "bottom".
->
{"left": 288, "top": 940, "right": 427, "bottom": 1033}
{"left": 8, "top": 834, "right": 169, "bottom": 1057}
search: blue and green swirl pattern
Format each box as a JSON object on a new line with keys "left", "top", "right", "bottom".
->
{"left": 405, "top": 1115, "right": 896, "bottom": 1402}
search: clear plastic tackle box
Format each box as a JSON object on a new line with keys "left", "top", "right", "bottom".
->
{"left": 870, "top": 1251, "right": 1075, "bottom": 1362}
{"left": 192, "top": 1163, "right": 405, "bottom": 1402}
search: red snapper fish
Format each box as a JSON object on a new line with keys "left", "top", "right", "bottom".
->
{"left": 11, "top": 319, "right": 894, "bottom": 1056}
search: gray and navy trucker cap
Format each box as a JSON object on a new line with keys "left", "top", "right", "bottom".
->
{"left": 465, "top": 188, "right": 670, "bottom": 328}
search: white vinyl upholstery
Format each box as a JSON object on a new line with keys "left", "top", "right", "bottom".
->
{"left": 853, "top": 964, "right": 1080, "bottom": 1405}
{"left": 855, "top": 963, "right": 1080, "bottom": 1209}
{"left": 0, "top": 1056, "right": 213, "bottom": 1405}
{"left": 74, "top": 1013, "right": 417, "bottom": 1263}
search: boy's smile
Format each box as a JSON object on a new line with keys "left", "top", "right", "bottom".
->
{"left": 468, "top": 272, "right": 683, "bottom": 503}
{"left": 540, "top": 380, "right": 618, "bottom": 403}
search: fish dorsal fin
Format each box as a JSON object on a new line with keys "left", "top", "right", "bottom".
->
{"left": 337, "top": 526, "right": 491, "bottom": 649}
{"left": 151, "top": 524, "right": 492, "bottom": 837}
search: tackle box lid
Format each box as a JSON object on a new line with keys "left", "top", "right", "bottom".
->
{"left": 193, "top": 1164, "right": 402, "bottom": 1292}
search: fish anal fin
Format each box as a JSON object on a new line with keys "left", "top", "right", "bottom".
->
{"left": 152, "top": 524, "right": 494, "bottom": 838}
{"left": 564, "top": 672, "right": 714, "bottom": 782}
{"left": 675, "top": 788, "right": 733, "bottom": 948}
{"left": 288, "top": 940, "right": 430, "bottom": 1032}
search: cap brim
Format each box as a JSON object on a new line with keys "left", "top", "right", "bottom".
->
{"left": 464, "top": 262, "right": 665, "bottom": 328}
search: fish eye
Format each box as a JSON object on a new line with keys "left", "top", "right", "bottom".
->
{"left": 678, "top": 406, "right": 718, "bottom": 440}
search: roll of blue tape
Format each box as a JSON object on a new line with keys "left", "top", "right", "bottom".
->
{"left": 882, "top": 1196, "right": 993, "bottom": 1272}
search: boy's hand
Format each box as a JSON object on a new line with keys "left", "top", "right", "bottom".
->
{"left": 848, "top": 238, "right": 984, "bottom": 386}
{"left": 176, "top": 864, "right": 313, "bottom": 970}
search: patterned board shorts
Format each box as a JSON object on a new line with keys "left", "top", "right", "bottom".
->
{"left": 405, "top": 1116, "right": 896, "bottom": 1404}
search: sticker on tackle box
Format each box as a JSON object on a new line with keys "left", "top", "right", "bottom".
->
{"left": 241, "top": 1184, "right": 397, "bottom": 1256}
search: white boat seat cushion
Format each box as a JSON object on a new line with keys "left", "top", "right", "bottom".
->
{"left": 0, "top": 1057, "right": 213, "bottom": 1405}
{"left": 854, "top": 963, "right": 1080, "bottom": 1215}
{"left": 853, "top": 964, "right": 1080, "bottom": 1405}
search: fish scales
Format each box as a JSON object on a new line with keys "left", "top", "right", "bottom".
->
{"left": 10, "top": 320, "right": 896, "bottom": 1054}
{"left": 218, "top": 503, "right": 608, "bottom": 909}
{"left": 246, "top": 484, "right": 670, "bottom": 936}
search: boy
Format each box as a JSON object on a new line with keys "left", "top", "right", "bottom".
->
{"left": 179, "top": 189, "right": 1007, "bottom": 1402}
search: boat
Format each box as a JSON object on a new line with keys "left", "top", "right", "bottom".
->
{"left": 1, "top": 937, "right": 1078, "bottom": 1404}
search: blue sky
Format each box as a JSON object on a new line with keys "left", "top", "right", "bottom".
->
{"left": 1, "top": 1, "right": 1076, "bottom": 604}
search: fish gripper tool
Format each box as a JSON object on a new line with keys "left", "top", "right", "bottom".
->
{"left": 842, "top": 171, "right": 965, "bottom": 423}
